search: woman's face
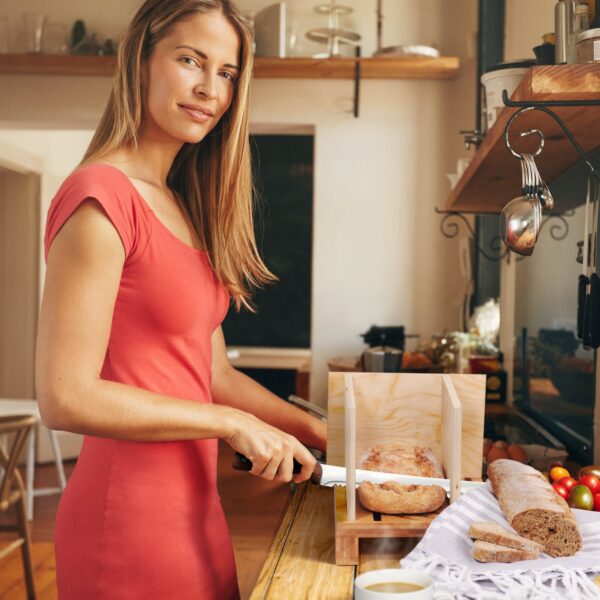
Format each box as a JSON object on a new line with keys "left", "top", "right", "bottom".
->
{"left": 142, "top": 10, "right": 241, "bottom": 144}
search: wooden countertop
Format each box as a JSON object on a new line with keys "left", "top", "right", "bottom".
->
{"left": 250, "top": 483, "right": 418, "bottom": 599}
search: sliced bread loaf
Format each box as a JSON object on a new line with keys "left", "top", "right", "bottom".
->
{"left": 468, "top": 521, "right": 544, "bottom": 555}
{"left": 487, "top": 459, "right": 582, "bottom": 557}
{"left": 472, "top": 540, "right": 540, "bottom": 563}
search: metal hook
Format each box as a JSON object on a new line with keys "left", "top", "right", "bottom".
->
{"left": 504, "top": 106, "right": 545, "bottom": 159}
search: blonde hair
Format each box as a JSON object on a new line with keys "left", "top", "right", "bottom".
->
{"left": 80, "top": 0, "right": 275, "bottom": 310}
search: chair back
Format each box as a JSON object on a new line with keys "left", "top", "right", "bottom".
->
{"left": 0, "top": 415, "right": 36, "bottom": 510}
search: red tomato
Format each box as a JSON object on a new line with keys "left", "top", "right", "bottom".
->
{"left": 558, "top": 477, "right": 577, "bottom": 492}
{"left": 577, "top": 475, "right": 600, "bottom": 494}
{"left": 552, "top": 483, "right": 569, "bottom": 500}
{"left": 594, "top": 493, "right": 600, "bottom": 512}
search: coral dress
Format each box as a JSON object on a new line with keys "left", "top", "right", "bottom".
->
{"left": 43, "top": 164, "right": 238, "bottom": 600}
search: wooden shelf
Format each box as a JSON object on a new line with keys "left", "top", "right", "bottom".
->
{"left": 446, "top": 65, "right": 600, "bottom": 214}
{"left": 0, "top": 53, "right": 460, "bottom": 80}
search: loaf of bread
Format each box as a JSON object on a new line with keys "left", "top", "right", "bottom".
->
{"left": 357, "top": 445, "right": 444, "bottom": 478}
{"left": 468, "top": 521, "right": 544, "bottom": 555}
{"left": 472, "top": 540, "right": 540, "bottom": 563}
{"left": 358, "top": 481, "right": 446, "bottom": 515}
{"left": 357, "top": 445, "right": 446, "bottom": 515}
{"left": 487, "top": 459, "right": 582, "bottom": 557}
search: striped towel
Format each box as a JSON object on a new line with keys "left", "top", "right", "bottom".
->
{"left": 401, "top": 482, "right": 600, "bottom": 599}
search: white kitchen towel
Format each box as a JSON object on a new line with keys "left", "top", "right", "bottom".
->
{"left": 401, "top": 482, "right": 600, "bottom": 600}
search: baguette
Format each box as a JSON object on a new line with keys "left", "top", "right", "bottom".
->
{"left": 468, "top": 521, "right": 544, "bottom": 555}
{"left": 472, "top": 540, "right": 539, "bottom": 563}
{"left": 487, "top": 459, "right": 582, "bottom": 557}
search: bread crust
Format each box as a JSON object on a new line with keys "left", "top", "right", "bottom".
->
{"left": 468, "top": 521, "right": 544, "bottom": 554}
{"left": 357, "top": 481, "right": 447, "bottom": 514}
{"left": 357, "top": 445, "right": 444, "bottom": 478}
{"left": 487, "top": 459, "right": 582, "bottom": 557}
{"left": 472, "top": 540, "right": 539, "bottom": 563}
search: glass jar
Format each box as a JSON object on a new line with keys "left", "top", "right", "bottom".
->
{"left": 577, "top": 27, "right": 600, "bottom": 62}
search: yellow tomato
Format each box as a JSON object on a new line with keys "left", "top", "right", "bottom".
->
{"left": 550, "top": 466, "right": 570, "bottom": 482}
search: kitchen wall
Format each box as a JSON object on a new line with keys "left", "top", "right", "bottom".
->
{"left": 505, "top": 0, "right": 555, "bottom": 62}
{"left": 0, "top": 0, "right": 478, "bottom": 407}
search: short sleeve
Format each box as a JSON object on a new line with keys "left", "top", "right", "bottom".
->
{"left": 44, "top": 166, "right": 146, "bottom": 264}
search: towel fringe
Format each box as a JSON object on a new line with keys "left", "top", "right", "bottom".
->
{"left": 401, "top": 552, "right": 600, "bottom": 599}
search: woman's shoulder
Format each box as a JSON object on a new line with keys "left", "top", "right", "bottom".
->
{"left": 59, "top": 162, "right": 136, "bottom": 197}
{"left": 45, "top": 162, "right": 151, "bottom": 262}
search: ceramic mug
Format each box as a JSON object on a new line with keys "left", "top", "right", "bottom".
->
{"left": 354, "top": 569, "right": 453, "bottom": 600}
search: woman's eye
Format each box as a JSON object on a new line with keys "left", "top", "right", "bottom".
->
{"left": 180, "top": 56, "right": 200, "bottom": 67}
{"left": 220, "top": 71, "right": 236, "bottom": 82}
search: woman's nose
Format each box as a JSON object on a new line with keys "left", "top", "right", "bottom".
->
{"left": 195, "top": 71, "right": 217, "bottom": 100}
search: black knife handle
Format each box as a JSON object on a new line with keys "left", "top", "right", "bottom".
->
{"left": 233, "top": 452, "right": 303, "bottom": 473}
{"left": 589, "top": 273, "right": 600, "bottom": 348}
{"left": 232, "top": 452, "right": 323, "bottom": 484}
{"left": 577, "top": 274, "right": 588, "bottom": 340}
{"left": 583, "top": 284, "right": 592, "bottom": 348}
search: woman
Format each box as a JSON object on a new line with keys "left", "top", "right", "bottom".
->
{"left": 35, "top": 1, "right": 326, "bottom": 598}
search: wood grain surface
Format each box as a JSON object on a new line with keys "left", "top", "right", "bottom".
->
{"left": 327, "top": 373, "right": 486, "bottom": 480}
{"left": 250, "top": 484, "right": 354, "bottom": 600}
{"left": 0, "top": 54, "right": 460, "bottom": 81}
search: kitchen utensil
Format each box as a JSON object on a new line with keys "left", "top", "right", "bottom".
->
{"left": 305, "top": 0, "right": 360, "bottom": 58}
{"left": 361, "top": 325, "right": 406, "bottom": 350}
{"left": 360, "top": 344, "right": 403, "bottom": 372}
{"left": 555, "top": 0, "right": 576, "bottom": 63}
{"left": 500, "top": 153, "right": 546, "bottom": 255}
{"left": 578, "top": 176, "right": 592, "bottom": 340}
{"left": 232, "top": 453, "right": 485, "bottom": 494}
{"left": 584, "top": 176, "right": 598, "bottom": 347}
{"left": 588, "top": 177, "right": 600, "bottom": 347}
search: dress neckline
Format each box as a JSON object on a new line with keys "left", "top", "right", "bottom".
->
{"left": 89, "top": 162, "right": 207, "bottom": 257}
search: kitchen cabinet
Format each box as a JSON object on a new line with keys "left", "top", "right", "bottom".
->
{"left": 0, "top": 54, "right": 459, "bottom": 80}
{"left": 447, "top": 64, "right": 600, "bottom": 214}
{"left": 250, "top": 483, "right": 415, "bottom": 599}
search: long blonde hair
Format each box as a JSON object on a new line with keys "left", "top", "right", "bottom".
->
{"left": 81, "top": 0, "right": 275, "bottom": 310}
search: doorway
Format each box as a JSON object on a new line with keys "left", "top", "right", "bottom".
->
{"left": 0, "top": 164, "right": 40, "bottom": 399}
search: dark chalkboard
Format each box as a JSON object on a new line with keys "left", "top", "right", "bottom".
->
{"left": 221, "top": 134, "right": 313, "bottom": 348}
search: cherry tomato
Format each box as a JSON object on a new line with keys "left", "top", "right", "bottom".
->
{"left": 568, "top": 484, "right": 594, "bottom": 510}
{"left": 558, "top": 476, "right": 577, "bottom": 492}
{"left": 552, "top": 483, "right": 569, "bottom": 500}
{"left": 594, "top": 493, "right": 600, "bottom": 512}
{"left": 577, "top": 475, "right": 600, "bottom": 495}
{"left": 550, "top": 466, "right": 570, "bottom": 482}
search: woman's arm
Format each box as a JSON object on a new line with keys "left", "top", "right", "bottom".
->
{"left": 35, "top": 199, "right": 315, "bottom": 482}
{"left": 210, "top": 327, "right": 327, "bottom": 453}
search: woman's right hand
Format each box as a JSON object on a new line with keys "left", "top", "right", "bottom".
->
{"left": 223, "top": 408, "right": 316, "bottom": 484}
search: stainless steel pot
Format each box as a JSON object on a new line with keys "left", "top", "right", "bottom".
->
{"left": 360, "top": 345, "right": 403, "bottom": 372}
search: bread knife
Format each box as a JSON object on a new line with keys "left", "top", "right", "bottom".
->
{"left": 233, "top": 453, "right": 485, "bottom": 494}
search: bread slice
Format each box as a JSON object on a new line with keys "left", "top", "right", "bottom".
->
{"left": 472, "top": 540, "right": 540, "bottom": 563}
{"left": 358, "top": 481, "right": 447, "bottom": 515}
{"left": 468, "top": 521, "right": 544, "bottom": 555}
{"left": 487, "top": 459, "right": 582, "bottom": 557}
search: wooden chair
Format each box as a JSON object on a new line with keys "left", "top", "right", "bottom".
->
{"left": 0, "top": 414, "right": 37, "bottom": 600}
{"left": 0, "top": 399, "right": 67, "bottom": 520}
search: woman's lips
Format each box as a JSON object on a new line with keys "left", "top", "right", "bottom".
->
{"left": 178, "top": 104, "right": 212, "bottom": 123}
